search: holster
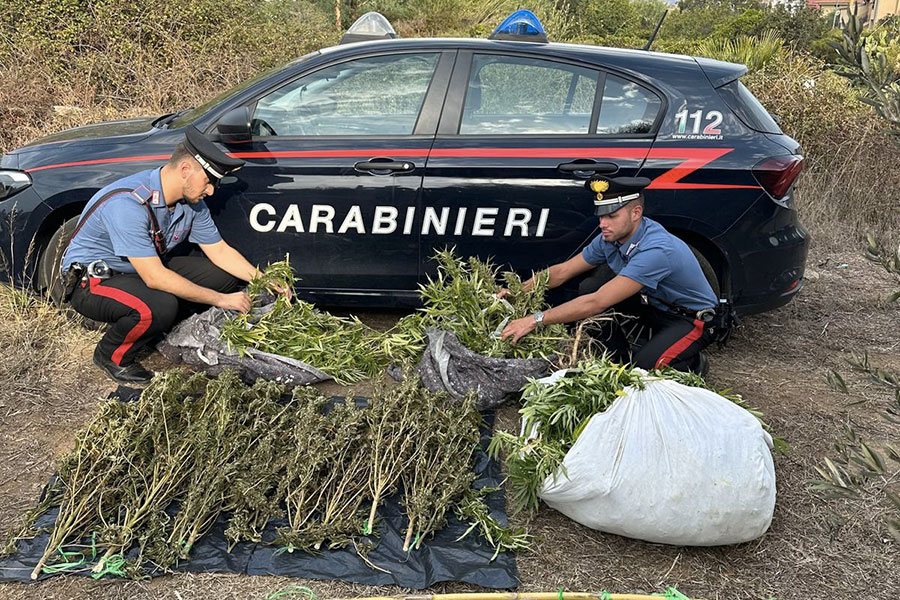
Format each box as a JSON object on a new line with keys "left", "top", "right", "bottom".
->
{"left": 61, "top": 263, "right": 86, "bottom": 303}
{"left": 709, "top": 301, "right": 739, "bottom": 346}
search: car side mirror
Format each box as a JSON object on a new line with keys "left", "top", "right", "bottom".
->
{"left": 216, "top": 107, "right": 252, "bottom": 143}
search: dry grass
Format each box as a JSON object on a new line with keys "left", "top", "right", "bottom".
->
{"left": 0, "top": 48, "right": 147, "bottom": 154}
{"left": 0, "top": 286, "right": 109, "bottom": 538}
{"left": 0, "top": 42, "right": 263, "bottom": 155}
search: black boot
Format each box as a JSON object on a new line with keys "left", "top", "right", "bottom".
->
{"left": 692, "top": 351, "right": 710, "bottom": 378}
{"left": 93, "top": 347, "right": 153, "bottom": 384}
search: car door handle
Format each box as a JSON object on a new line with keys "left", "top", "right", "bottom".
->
{"left": 354, "top": 160, "right": 415, "bottom": 174}
{"left": 557, "top": 161, "right": 619, "bottom": 174}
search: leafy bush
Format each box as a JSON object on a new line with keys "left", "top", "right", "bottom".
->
{"left": 0, "top": 0, "right": 336, "bottom": 152}
{"left": 831, "top": 7, "right": 900, "bottom": 132}
{"left": 696, "top": 31, "right": 788, "bottom": 72}
{"left": 746, "top": 54, "right": 900, "bottom": 240}
{"left": 658, "top": 0, "right": 832, "bottom": 58}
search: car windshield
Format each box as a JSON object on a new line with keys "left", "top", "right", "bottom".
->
{"left": 169, "top": 51, "right": 321, "bottom": 129}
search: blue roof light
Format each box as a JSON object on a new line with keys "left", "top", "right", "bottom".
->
{"left": 489, "top": 9, "right": 548, "bottom": 43}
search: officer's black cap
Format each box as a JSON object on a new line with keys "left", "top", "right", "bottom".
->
{"left": 182, "top": 125, "right": 245, "bottom": 184}
{"left": 586, "top": 176, "right": 652, "bottom": 217}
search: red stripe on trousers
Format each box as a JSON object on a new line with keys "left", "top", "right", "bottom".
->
{"left": 88, "top": 277, "right": 153, "bottom": 365}
{"left": 655, "top": 319, "right": 705, "bottom": 368}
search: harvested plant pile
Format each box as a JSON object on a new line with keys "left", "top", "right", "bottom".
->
{"left": 221, "top": 252, "right": 569, "bottom": 384}
{"left": 222, "top": 261, "right": 419, "bottom": 384}
{"left": 488, "top": 358, "right": 776, "bottom": 514}
{"left": 397, "top": 249, "right": 570, "bottom": 360}
{"left": 16, "top": 370, "right": 524, "bottom": 580}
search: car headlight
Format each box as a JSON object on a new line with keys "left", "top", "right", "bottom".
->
{"left": 0, "top": 170, "right": 32, "bottom": 202}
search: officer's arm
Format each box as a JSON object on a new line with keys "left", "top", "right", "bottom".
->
{"left": 129, "top": 256, "right": 250, "bottom": 312}
{"left": 501, "top": 275, "right": 642, "bottom": 344}
{"left": 198, "top": 240, "right": 259, "bottom": 282}
{"left": 542, "top": 275, "right": 643, "bottom": 324}
{"left": 518, "top": 253, "right": 597, "bottom": 294}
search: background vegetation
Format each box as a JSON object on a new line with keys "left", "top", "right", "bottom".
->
{"left": 1, "top": 0, "right": 898, "bottom": 242}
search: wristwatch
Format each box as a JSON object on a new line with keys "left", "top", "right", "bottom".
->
{"left": 532, "top": 311, "right": 545, "bottom": 327}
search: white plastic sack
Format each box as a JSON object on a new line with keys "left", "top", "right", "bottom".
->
{"left": 537, "top": 372, "right": 776, "bottom": 546}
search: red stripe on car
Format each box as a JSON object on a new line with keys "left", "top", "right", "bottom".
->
{"left": 427, "top": 147, "right": 652, "bottom": 158}
{"left": 26, "top": 155, "right": 172, "bottom": 173}
{"left": 25, "top": 146, "right": 760, "bottom": 189}
{"left": 646, "top": 148, "right": 759, "bottom": 190}
{"left": 228, "top": 149, "right": 431, "bottom": 159}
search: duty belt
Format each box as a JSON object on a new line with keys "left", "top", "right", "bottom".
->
{"left": 61, "top": 259, "right": 119, "bottom": 286}
{"left": 641, "top": 294, "right": 715, "bottom": 322}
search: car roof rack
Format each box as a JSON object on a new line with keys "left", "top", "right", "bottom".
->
{"left": 488, "top": 9, "right": 548, "bottom": 43}
{"left": 340, "top": 12, "right": 397, "bottom": 44}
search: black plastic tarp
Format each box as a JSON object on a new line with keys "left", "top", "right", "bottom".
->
{"left": 0, "top": 388, "right": 519, "bottom": 589}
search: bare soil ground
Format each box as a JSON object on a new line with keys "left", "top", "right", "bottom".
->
{"left": 0, "top": 245, "right": 897, "bottom": 600}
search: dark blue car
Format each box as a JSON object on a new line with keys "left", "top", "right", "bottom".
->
{"left": 0, "top": 11, "right": 807, "bottom": 313}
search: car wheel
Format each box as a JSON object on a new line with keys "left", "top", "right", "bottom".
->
{"left": 37, "top": 216, "right": 79, "bottom": 307}
{"left": 689, "top": 245, "right": 721, "bottom": 299}
{"left": 37, "top": 216, "right": 106, "bottom": 330}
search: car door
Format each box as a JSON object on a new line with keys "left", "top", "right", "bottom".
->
{"left": 210, "top": 50, "right": 454, "bottom": 302}
{"left": 421, "top": 51, "right": 663, "bottom": 279}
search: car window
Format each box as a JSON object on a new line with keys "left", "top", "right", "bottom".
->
{"left": 596, "top": 75, "right": 661, "bottom": 135}
{"left": 459, "top": 55, "right": 599, "bottom": 135}
{"left": 716, "top": 79, "right": 782, "bottom": 134}
{"left": 251, "top": 53, "right": 439, "bottom": 137}
{"left": 171, "top": 52, "right": 321, "bottom": 129}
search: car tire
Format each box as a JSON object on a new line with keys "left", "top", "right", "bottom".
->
{"left": 36, "top": 217, "right": 104, "bottom": 331}
{"left": 37, "top": 216, "right": 79, "bottom": 307}
{"left": 688, "top": 244, "right": 721, "bottom": 299}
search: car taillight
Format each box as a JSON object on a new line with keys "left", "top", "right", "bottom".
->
{"left": 753, "top": 155, "right": 804, "bottom": 204}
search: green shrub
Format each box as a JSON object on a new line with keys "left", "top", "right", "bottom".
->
{"left": 0, "top": 0, "right": 337, "bottom": 151}
{"left": 759, "top": 3, "right": 834, "bottom": 59}
{"left": 0, "top": 0, "right": 336, "bottom": 106}
{"left": 746, "top": 55, "right": 900, "bottom": 241}
{"left": 696, "top": 31, "right": 787, "bottom": 72}
{"left": 657, "top": 0, "right": 833, "bottom": 58}
{"left": 711, "top": 8, "right": 767, "bottom": 39}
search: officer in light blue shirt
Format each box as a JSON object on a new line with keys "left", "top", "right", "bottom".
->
{"left": 63, "top": 167, "right": 223, "bottom": 274}
{"left": 61, "top": 126, "right": 284, "bottom": 384}
{"left": 501, "top": 175, "right": 723, "bottom": 375}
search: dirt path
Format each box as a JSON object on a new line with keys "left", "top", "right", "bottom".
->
{"left": 1, "top": 246, "right": 897, "bottom": 600}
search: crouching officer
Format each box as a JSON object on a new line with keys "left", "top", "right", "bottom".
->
{"left": 501, "top": 176, "right": 729, "bottom": 375}
{"left": 61, "top": 126, "right": 269, "bottom": 384}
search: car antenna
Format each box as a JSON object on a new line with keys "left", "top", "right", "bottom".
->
{"left": 642, "top": 9, "right": 668, "bottom": 51}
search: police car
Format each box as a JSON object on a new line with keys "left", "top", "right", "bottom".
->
{"left": 0, "top": 10, "right": 807, "bottom": 313}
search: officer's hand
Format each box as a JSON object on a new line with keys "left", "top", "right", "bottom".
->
{"left": 500, "top": 316, "right": 536, "bottom": 345}
{"left": 270, "top": 282, "right": 293, "bottom": 301}
{"left": 218, "top": 291, "right": 252, "bottom": 313}
{"left": 496, "top": 288, "right": 511, "bottom": 299}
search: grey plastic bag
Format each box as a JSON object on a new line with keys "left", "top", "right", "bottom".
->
{"left": 416, "top": 327, "right": 550, "bottom": 410}
{"left": 158, "top": 304, "right": 330, "bottom": 386}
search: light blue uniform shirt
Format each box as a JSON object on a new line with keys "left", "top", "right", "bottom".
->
{"left": 581, "top": 217, "right": 717, "bottom": 313}
{"left": 62, "top": 168, "right": 222, "bottom": 273}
